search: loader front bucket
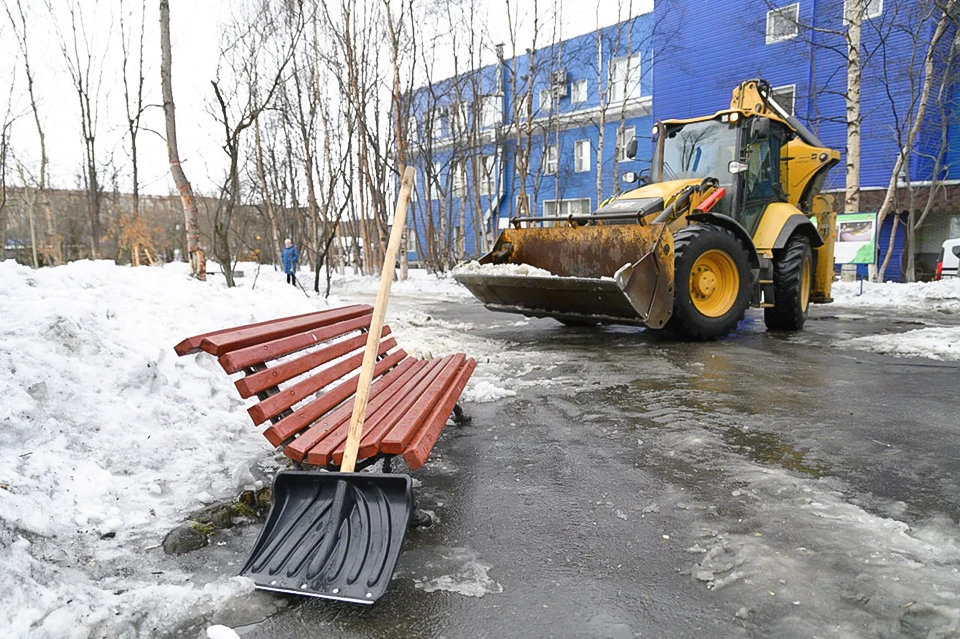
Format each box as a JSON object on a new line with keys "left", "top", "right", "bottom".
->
{"left": 241, "top": 471, "right": 412, "bottom": 604}
{"left": 454, "top": 223, "right": 675, "bottom": 328}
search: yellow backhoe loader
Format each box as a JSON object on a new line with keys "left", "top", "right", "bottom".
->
{"left": 454, "top": 79, "right": 841, "bottom": 339}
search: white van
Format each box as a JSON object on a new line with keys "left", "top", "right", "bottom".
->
{"left": 936, "top": 238, "right": 960, "bottom": 279}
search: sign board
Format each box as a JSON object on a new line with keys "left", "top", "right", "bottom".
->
{"left": 834, "top": 212, "right": 877, "bottom": 264}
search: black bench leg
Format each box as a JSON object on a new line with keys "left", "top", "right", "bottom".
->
{"left": 453, "top": 403, "right": 470, "bottom": 425}
{"left": 409, "top": 506, "right": 435, "bottom": 529}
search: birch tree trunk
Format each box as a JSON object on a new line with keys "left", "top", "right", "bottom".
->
{"left": 844, "top": 0, "right": 862, "bottom": 215}
{"left": 160, "top": 0, "right": 205, "bottom": 280}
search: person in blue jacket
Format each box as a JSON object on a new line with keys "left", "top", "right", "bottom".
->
{"left": 282, "top": 238, "right": 299, "bottom": 286}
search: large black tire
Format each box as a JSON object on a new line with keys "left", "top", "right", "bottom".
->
{"left": 665, "top": 224, "right": 752, "bottom": 340}
{"left": 764, "top": 234, "right": 813, "bottom": 331}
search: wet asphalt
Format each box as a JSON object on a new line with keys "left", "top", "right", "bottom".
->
{"left": 182, "top": 298, "right": 960, "bottom": 639}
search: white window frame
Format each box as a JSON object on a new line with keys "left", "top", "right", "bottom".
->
{"left": 429, "top": 161, "right": 443, "bottom": 199}
{"left": 451, "top": 161, "right": 467, "bottom": 197}
{"left": 771, "top": 84, "right": 796, "bottom": 115}
{"left": 544, "top": 198, "right": 592, "bottom": 217}
{"left": 406, "top": 227, "right": 418, "bottom": 252}
{"left": 452, "top": 101, "right": 467, "bottom": 134}
{"left": 574, "top": 140, "right": 591, "bottom": 173}
{"left": 610, "top": 53, "right": 642, "bottom": 103}
{"left": 539, "top": 88, "right": 552, "bottom": 112}
{"left": 544, "top": 144, "right": 558, "bottom": 175}
{"left": 480, "top": 95, "right": 501, "bottom": 129}
{"left": 844, "top": 0, "right": 883, "bottom": 24}
{"left": 516, "top": 194, "right": 531, "bottom": 217}
{"left": 430, "top": 108, "right": 446, "bottom": 139}
{"left": 571, "top": 79, "right": 588, "bottom": 104}
{"left": 618, "top": 126, "right": 637, "bottom": 161}
{"left": 406, "top": 115, "right": 418, "bottom": 143}
{"left": 475, "top": 155, "right": 496, "bottom": 196}
{"left": 766, "top": 4, "right": 800, "bottom": 44}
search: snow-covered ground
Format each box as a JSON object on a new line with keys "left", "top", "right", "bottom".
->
{"left": 831, "top": 278, "right": 960, "bottom": 361}
{"left": 831, "top": 277, "right": 960, "bottom": 314}
{"left": 0, "top": 259, "right": 504, "bottom": 638}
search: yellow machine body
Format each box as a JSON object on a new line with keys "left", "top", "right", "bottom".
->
{"left": 454, "top": 79, "right": 841, "bottom": 334}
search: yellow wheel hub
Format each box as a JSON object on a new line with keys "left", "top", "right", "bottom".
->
{"left": 689, "top": 250, "right": 739, "bottom": 317}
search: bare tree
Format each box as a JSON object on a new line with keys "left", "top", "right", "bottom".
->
{"left": 874, "top": 0, "right": 958, "bottom": 281}
{"left": 160, "top": 0, "right": 205, "bottom": 279}
{"left": 7, "top": 0, "right": 59, "bottom": 264}
{"left": 50, "top": 0, "right": 108, "bottom": 259}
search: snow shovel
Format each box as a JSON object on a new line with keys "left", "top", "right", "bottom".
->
{"left": 240, "top": 167, "right": 416, "bottom": 604}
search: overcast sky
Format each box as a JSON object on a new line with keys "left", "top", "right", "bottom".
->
{"left": 0, "top": 0, "right": 652, "bottom": 197}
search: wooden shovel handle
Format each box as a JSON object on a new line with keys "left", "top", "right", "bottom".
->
{"left": 340, "top": 166, "right": 415, "bottom": 473}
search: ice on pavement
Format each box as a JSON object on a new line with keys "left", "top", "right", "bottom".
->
{"left": 0, "top": 259, "right": 514, "bottom": 637}
{"left": 411, "top": 547, "right": 503, "bottom": 597}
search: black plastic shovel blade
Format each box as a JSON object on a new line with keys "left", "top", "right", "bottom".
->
{"left": 240, "top": 471, "right": 413, "bottom": 604}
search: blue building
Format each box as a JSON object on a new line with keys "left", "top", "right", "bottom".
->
{"left": 404, "top": 1, "right": 960, "bottom": 279}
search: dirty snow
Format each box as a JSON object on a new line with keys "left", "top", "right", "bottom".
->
{"left": 454, "top": 260, "right": 556, "bottom": 277}
{"left": 0, "top": 258, "right": 507, "bottom": 638}
{"left": 843, "top": 326, "right": 960, "bottom": 361}
{"left": 831, "top": 278, "right": 960, "bottom": 313}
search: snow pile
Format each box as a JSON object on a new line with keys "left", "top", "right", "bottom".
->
{"left": 0, "top": 258, "right": 513, "bottom": 636}
{"left": 0, "top": 259, "right": 322, "bottom": 637}
{"left": 324, "top": 264, "right": 473, "bottom": 299}
{"left": 454, "top": 260, "right": 556, "bottom": 278}
{"left": 831, "top": 278, "right": 960, "bottom": 313}
{"left": 844, "top": 326, "right": 960, "bottom": 361}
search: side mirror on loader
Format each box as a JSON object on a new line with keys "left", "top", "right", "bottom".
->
{"left": 749, "top": 116, "right": 770, "bottom": 139}
{"left": 626, "top": 137, "right": 638, "bottom": 159}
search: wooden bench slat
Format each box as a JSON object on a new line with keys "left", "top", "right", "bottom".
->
{"left": 284, "top": 357, "right": 419, "bottom": 461}
{"left": 219, "top": 314, "right": 378, "bottom": 374}
{"left": 314, "top": 357, "right": 452, "bottom": 466}
{"left": 235, "top": 327, "right": 390, "bottom": 398}
{"left": 174, "top": 310, "right": 330, "bottom": 356}
{"left": 199, "top": 305, "right": 372, "bottom": 356}
{"left": 380, "top": 354, "right": 467, "bottom": 454}
{"left": 302, "top": 359, "right": 438, "bottom": 466}
{"left": 263, "top": 349, "right": 408, "bottom": 447}
{"left": 337, "top": 355, "right": 459, "bottom": 464}
{"left": 402, "top": 358, "right": 478, "bottom": 471}
{"left": 248, "top": 337, "right": 397, "bottom": 425}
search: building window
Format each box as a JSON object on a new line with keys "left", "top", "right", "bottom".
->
{"left": 516, "top": 194, "right": 531, "bottom": 217}
{"left": 544, "top": 145, "right": 558, "bottom": 175}
{"left": 452, "top": 161, "right": 467, "bottom": 197}
{"left": 452, "top": 101, "right": 467, "bottom": 134}
{"left": 571, "top": 79, "right": 587, "bottom": 104}
{"left": 430, "top": 108, "right": 446, "bottom": 139}
{"left": 430, "top": 161, "right": 443, "bottom": 198}
{"left": 949, "top": 215, "right": 960, "bottom": 238}
{"left": 766, "top": 4, "right": 799, "bottom": 44}
{"left": 539, "top": 88, "right": 552, "bottom": 112}
{"left": 618, "top": 126, "right": 636, "bottom": 161}
{"left": 407, "top": 228, "right": 418, "bottom": 252}
{"left": 844, "top": 0, "right": 882, "bottom": 24}
{"left": 544, "top": 198, "right": 592, "bottom": 217}
{"left": 480, "top": 95, "right": 501, "bottom": 129}
{"left": 610, "top": 53, "right": 641, "bottom": 102}
{"left": 406, "top": 115, "right": 418, "bottom": 143}
{"left": 771, "top": 84, "right": 796, "bottom": 115}
{"left": 574, "top": 140, "right": 591, "bottom": 172}
{"left": 475, "top": 155, "right": 496, "bottom": 196}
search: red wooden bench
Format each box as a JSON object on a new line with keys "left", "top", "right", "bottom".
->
{"left": 174, "top": 304, "right": 476, "bottom": 471}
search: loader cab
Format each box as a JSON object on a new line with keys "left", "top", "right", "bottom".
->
{"left": 653, "top": 113, "right": 789, "bottom": 233}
